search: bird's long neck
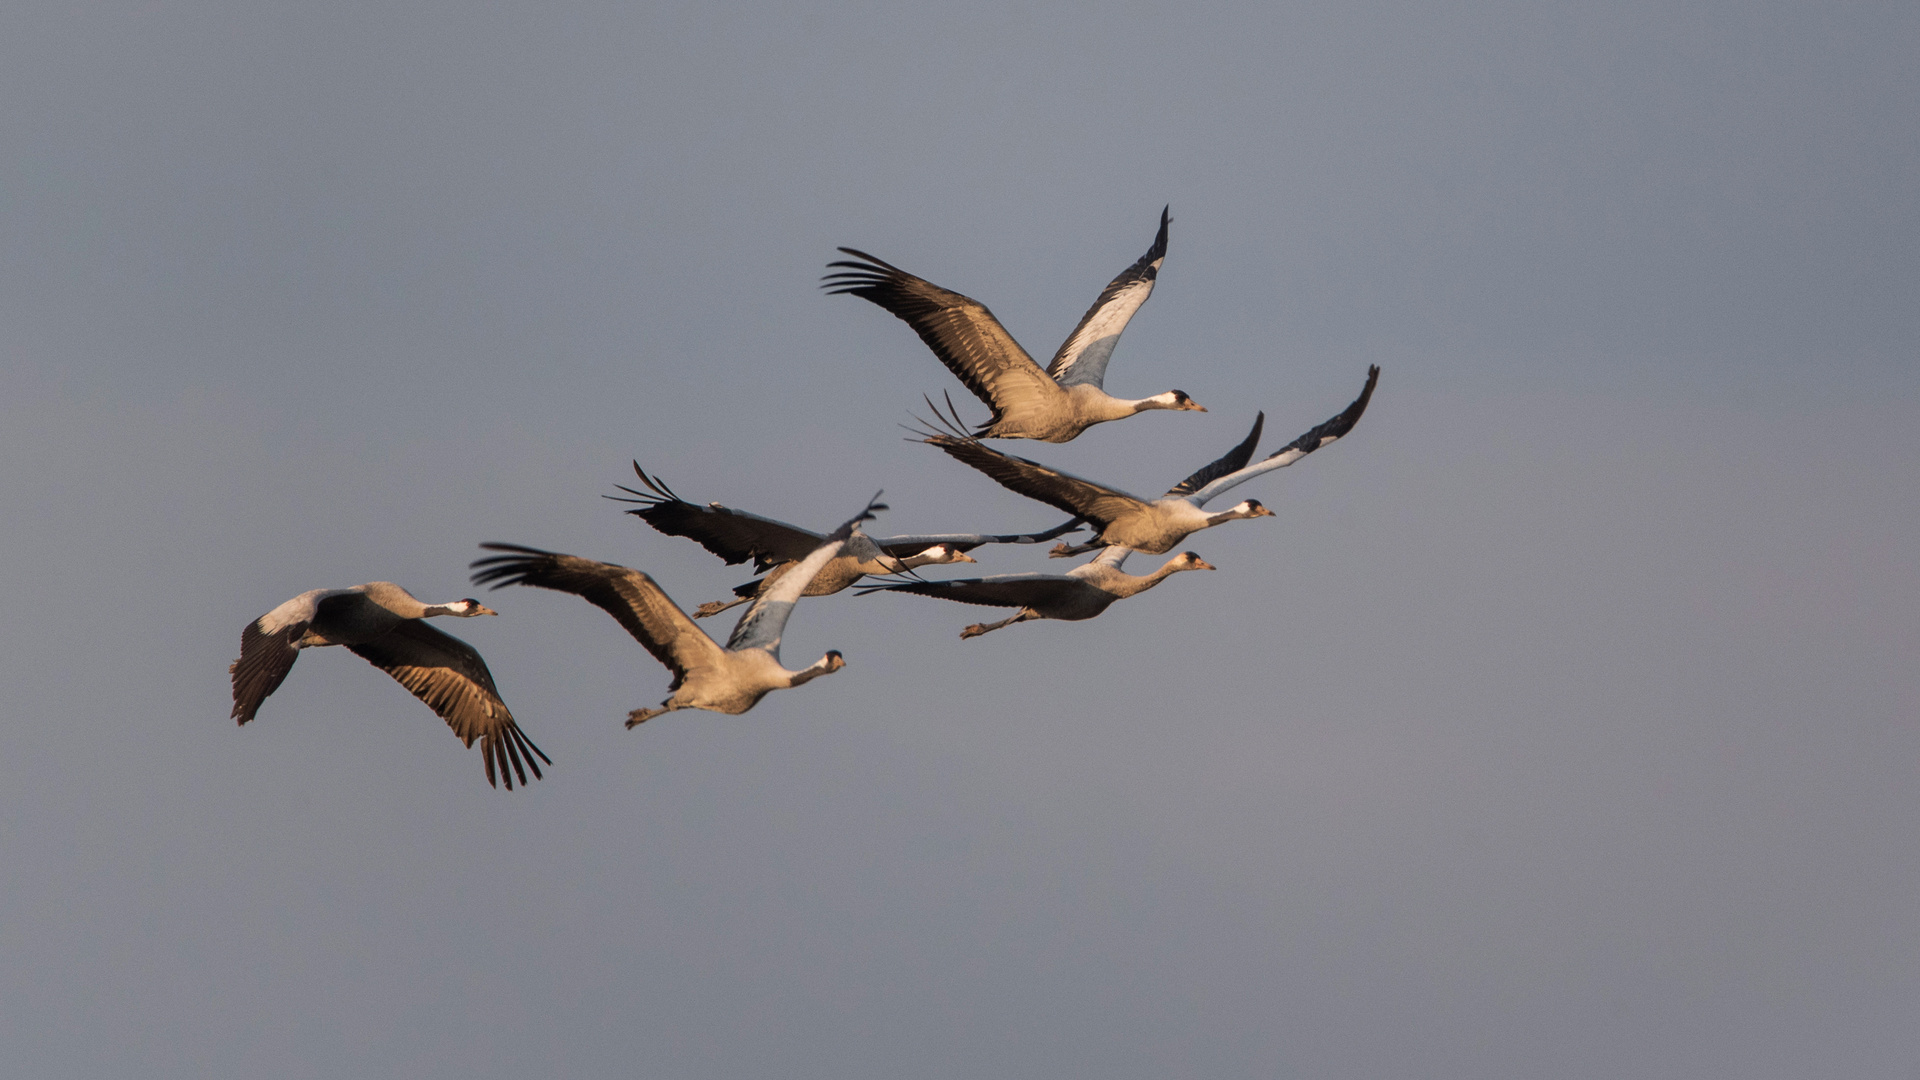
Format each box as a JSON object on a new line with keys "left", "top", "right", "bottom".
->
{"left": 786, "top": 653, "right": 842, "bottom": 687}
{"left": 1105, "top": 555, "right": 1195, "bottom": 599}
{"left": 1126, "top": 390, "right": 1187, "bottom": 415}
{"left": 1070, "top": 388, "right": 1159, "bottom": 423}
{"left": 1203, "top": 506, "right": 1255, "bottom": 528}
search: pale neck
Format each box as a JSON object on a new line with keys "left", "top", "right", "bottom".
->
{"left": 1127, "top": 391, "right": 1181, "bottom": 415}
{"left": 787, "top": 655, "right": 841, "bottom": 687}
{"left": 1204, "top": 506, "right": 1254, "bottom": 527}
{"left": 1107, "top": 556, "right": 1194, "bottom": 599}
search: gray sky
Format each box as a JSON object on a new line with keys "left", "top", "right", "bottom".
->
{"left": 3, "top": 2, "right": 1916, "bottom": 1077}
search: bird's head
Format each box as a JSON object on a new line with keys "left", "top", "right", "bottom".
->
{"left": 924, "top": 544, "right": 976, "bottom": 565}
{"left": 1177, "top": 552, "right": 1217, "bottom": 572}
{"left": 454, "top": 598, "right": 499, "bottom": 616}
{"left": 1139, "top": 390, "right": 1206, "bottom": 414}
{"left": 823, "top": 650, "right": 846, "bottom": 672}
{"left": 1235, "top": 499, "right": 1275, "bottom": 519}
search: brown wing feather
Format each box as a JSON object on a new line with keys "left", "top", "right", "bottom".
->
{"left": 825, "top": 250, "right": 1061, "bottom": 424}
{"left": 923, "top": 434, "right": 1147, "bottom": 527}
{"left": 345, "top": 621, "right": 550, "bottom": 790}
{"left": 470, "top": 545, "right": 726, "bottom": 687}
{"left": 229, "top": 619, "right": 305, "bottom": 725}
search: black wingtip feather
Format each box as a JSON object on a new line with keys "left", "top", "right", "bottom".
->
{"left": 1268, "top": 366, "right": 1380, "bottom": 461}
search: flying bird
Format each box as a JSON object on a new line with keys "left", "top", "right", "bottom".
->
{"left": 471, "top": 496, "right": 885, "bottom": 727}
{"left": 228, "top": 582, "right": 549, "bottom": 789}
{"left": 921, "top": 365, "right": 1379, "bottom": 557}
{"left": 825, "top": 206, "right": 1204, "bottom": 443}
{"left": 859, "top": 546, "right": 1216, "bottom": 639}
{"left": 609, "top": 462, "right": 1082, "bottom": 618}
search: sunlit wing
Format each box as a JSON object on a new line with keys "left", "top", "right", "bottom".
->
{"left": 922, "top": 434, "right": 1148, "bottom": 526}
{"left": 470, "top": 545, "right": 727, "bottom": 688}
{"left": 1046, "top": 206, "right": 1169, "bottom": 390}
{"left": 825, "top": 250, "right": 1062, "bottom": 427}
{"left": 345, "top": 620, "right": 549, "bottom": 790}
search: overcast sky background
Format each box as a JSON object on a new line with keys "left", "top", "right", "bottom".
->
{"left": 2, "top": 2, "right": 1916, "bottom": 1077}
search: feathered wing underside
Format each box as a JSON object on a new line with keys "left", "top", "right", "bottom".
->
{"left": 470, "top": 545, "right": 726, "bottom": 687}
{"left": 1166, "top": 412, "right": 1266, "bottom": 500}
{"left": 1090, "top": 545, "right": 1135, "bottom": 570}
{"left": 1046, "top": 205, "right": 1170, "bottom": 390}
{"left": 230, "top": 589, "right": 341, "bottom": 723}
{"left": 860, "top": 573, "right": 1087, "bottom": 610}
{"left": 726, "top": 495, "right": 886, "bottom": 652}
{"left": 345, "top": 621, "right": 550, "bottom": 790}
{"left": 924, "top": 434, "right": 1147, "bottom": 526}
{"left": 824, "top": 250, "right": 1062, "bottom": 426}
{"left": 1190, "top": 366, "right": 1380, "bottom": 506}
{"left": 230, "top": 620, "right": 306, "bottom": 724}
{"left": 612, "top": 464, "right": 823, "bottom": 569}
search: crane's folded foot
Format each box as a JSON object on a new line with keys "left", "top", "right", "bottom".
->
{"left": 626, "top": 706, "right": 666, "bottom": 728}
{"left": 1049, "top": 541, "right": 1097, "bottom": 558}
{"left": 691, "top": 600, "right": 727, "bottom": 619}
{"left": 960, "top": 623, "right": 990, "bottom": 640}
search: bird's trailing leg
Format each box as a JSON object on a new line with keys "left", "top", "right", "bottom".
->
{"left": 693, "top": 596, "right": 750, "bottom": 619}
{"left": 959, "top": 612, "right": 1036, "bottom": 639}
{"left": 626, "top": 701, "right": 679, "bottom": 728}
{"left": 1049, "top": 539, "right": 1106, "bottom": 559}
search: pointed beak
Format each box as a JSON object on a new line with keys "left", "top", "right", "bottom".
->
{"left": 1195, "top": 559, "right": 1217, "bottom": 571}
{"left": 955, "top": 552, "right": 978, "bottom": 563}
{"left": 1257, "top": 505, "right": 1276, "bottom": 517}
{"left": 1184, "top": 400, "right": 1208, "bottom": 412}
{"left": 476, "top": 604, "right": 500, "bottom": 616}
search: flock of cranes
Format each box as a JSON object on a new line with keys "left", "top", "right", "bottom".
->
{"left": 230, "top": 208, "right": 1379, "bottom": 789}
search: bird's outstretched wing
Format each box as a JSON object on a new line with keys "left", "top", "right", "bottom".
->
{"left": 824, "top": 250, "right": 1061, "bottom": 429}
{"left": 857, "top": 572, "right": 1086, "bottom": 610}
{"left": 1046, "top": 206, "right": 1169, "bottom": 390}
{"left": 727, "top": 494, "right": 886, "bottom": 653}
{"left": 1190, "top": 366, "right": 1379, "bottom": 506}
{"left": 871, "top": 516, "right": 1084, "bottom": 559}
{"left": 470, "top": 545, "right": 726, "bottom": 689}
{"left": 610, "top": 463, "right": 824, "bottom": 569}
{"left": 345, "top": 621, "right": 549, "bottom": 790}
{"left": 229, "top": 589, "right": 332, "bottom": 724}
{"left": 1165, "top": 412, "right": 1265, "bottom": 501}
{"left": 922, "top": 434, "right": 1147, "bottom": 527}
